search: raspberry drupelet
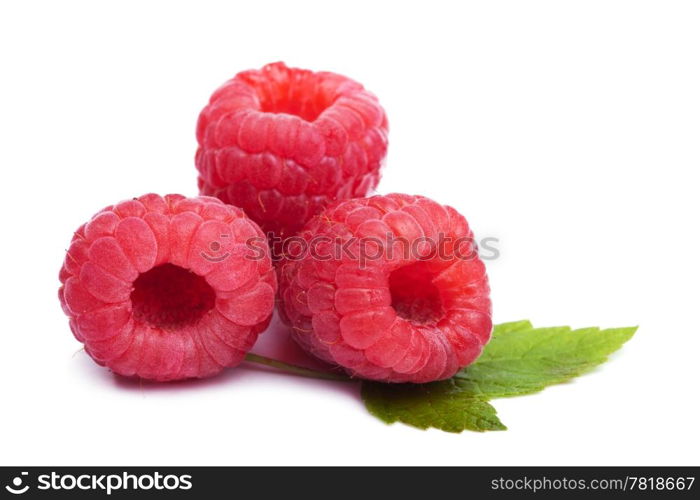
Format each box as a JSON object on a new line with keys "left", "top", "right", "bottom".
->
{"left": 58, "top": 194, "right": 276, "bottom": 381}
{"left": 196, "top": 62, "right": 388, "bottom": 240}
{"left": 277, "top": 193, "right": 492, "bottom": 383}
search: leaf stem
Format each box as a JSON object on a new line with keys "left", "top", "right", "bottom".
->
{"left": 244, "top": 353, "right": 352, "bottom": 382}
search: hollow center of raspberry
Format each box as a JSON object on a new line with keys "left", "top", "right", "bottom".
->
{"left": 257, "top": 80, "right": 332, "bottom": 122}
{"left": 389, "top": 261, "right": 445, "bottom": 325}
{"left": 130, "top": 264, "right": 215, "bottom": 329}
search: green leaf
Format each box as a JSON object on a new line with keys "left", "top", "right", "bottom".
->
{"left": 491, "top": 319, "right": 534, "bottom": 337}
{"left": 455, "top": 324, "right": 638, "bottom": 398}
{"left": 362, "top": 378, "right": 506, "bottom": 433}
{"left": 361, "top": 320, "right": 637, "bottom": 433}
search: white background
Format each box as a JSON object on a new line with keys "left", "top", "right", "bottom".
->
{"left": 1, "top": 0, "right": 698, "bottom": 466}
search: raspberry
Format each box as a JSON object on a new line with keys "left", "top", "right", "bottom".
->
{"left": 196, "top": 62, "right": 388, "bottom": 240}
{"left": 278, "top": 194, "right": 492, "bottom": 383}
{"left": 58, "top": 194, "right": 277, "bottom": 381}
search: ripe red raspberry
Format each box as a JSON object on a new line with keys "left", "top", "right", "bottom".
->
{"left": 196, "top": 62, "right": 388, "bottom": 240}
{"left": 278, "top": 194, "right": 492, "bottom": 383}
{"left": 58, "top": 194, "right": 276, "bottom": 381}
